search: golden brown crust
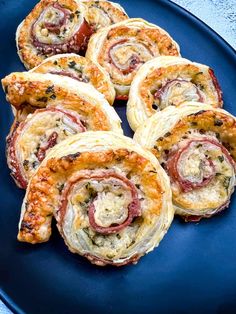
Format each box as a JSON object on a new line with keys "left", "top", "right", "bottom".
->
{"left": 16, "top": 0, "right": 94, "bottom": 69}
{"left": 127, "top": 57, "right": 223, "bottom": 131}
{"left": 86, "top": 19, "right": 180, "bottom": 99}
{"left": 18, "top": 149, "right": 163, "bottom": 243}
{"left": 16, "top": 0, "right": 128, "bottom": 69}
{"left": 152, "top": 110, "right": 236, "bottom": 160}
{"left": 1, "top": 72, "right": 122, "bottom": 132}
{"left": 17, "top": 0, "right": 79, "bottom": 69}
{"left": 18, "top": 166, "right": 56, "bottom": 243}
{"left": 31, "top": 54, "right": 115, "bottom": 105}
{"left": 97, "top": 25, "right": 180, "bottom": 87}
{"left": 134, "top": 103, "right": 236, "bottom": 220}
{"left": 17, "top": 131, "right": 173, "bottom": 266}
{"left": 140, "top": 64, "right": 222, "bottom": 115}
{"left": 152, "top": 110, "right": 236, "bottom": 211}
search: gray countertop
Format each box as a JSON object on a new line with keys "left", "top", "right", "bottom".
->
{"left": 1, "top": 0, "right": 235, "bottom": 313}
{"left": 172, "top": 0, "right": 236, "bottom": 49}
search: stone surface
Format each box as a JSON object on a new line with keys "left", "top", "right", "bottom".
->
{"left": 0, "top": 303, "right": 11, "bottom": 314}
{"left": 172, "top": 0, "right": 236, "bottom": 48}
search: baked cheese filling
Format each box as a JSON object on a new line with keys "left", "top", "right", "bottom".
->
{"left": 31, "top": 2, "right": 93, "bottom": 56}
{"left": 17, "top": 131, "right": 174, "bottom": 265}
{"left": 154, "top": 79, "right": 205, "bottom": 110}
{"left": 33, "top": 3, "right": 70, "bottom": 43}
{"left": 86, "top": 5, "right": 113, "bottom": 29}
{"left": 59, "top": 170, "right": 144, "bottom": 261}
{"left": 60, "top": 171, "right": 141, "bottom": 235}
{"left": 105, "top": 37, "right": 157, "bottom": 99}
{"left": 165, "top": 136, "right": 235, "bottom": 214}
{"left": 8, "top": 107, "right": 85, "bottom": 188}
{"left": 132, "top": 61, "right": 222, "bottom": 126}
{"left": 109, "top": 40, "right": 153, "bottom": 75}
{"left": 86, "top": 19, "right": 180, "bottom": 100}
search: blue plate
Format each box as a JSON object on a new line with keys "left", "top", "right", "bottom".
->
{"left": 1, "top": 1, "right": 236, "bottom": 313}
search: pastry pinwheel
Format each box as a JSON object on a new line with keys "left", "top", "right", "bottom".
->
{"left": 31, "top": 53, "right": 115, "bottom": 105}
{"left": 17, "top": 132, "right": 174, "bottom": 266}
{"left": 86, "top": 18, "right": 180, "bottom": 100}
{"left": 16, "top": 0, "right": 95, "bottom": 69}
{"left": 2, "top": 72, "right": 122, "bottom": 188}
{"left": 16, "top": 0, "right": 128, "bottom": 69}
{"left": 127, "top": 56, "right": 223, "bottom": 131}
{"left": 134, "top": 103, "right": 236, "bottom": 221}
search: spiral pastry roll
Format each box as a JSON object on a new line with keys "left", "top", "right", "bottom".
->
{"left": 2, "top": 72, "right": 122, "bottom": 189}
{"left": 127, "top": 56, "right": 223, "bottom": 131}
{"left": 82, "top": 1, "right": 128, "bottom": 31}
{"left": 17, "top": 132, "right": 174, "bottom": 266}
{"left": 16, "top": 0, "right": 94, "bottom": 69}
{"left": 134, "top": 102, "right": 236, "bottom": 221}
{"left": 31, "top": 53, "right": 115, "bottom": 105}
{"left": 86, "top": 18, "right": 180, "bottom": 100}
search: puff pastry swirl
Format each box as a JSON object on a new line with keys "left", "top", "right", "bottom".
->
{"left": 17, "top": 132, "right": 174, "bottom": 266}
{"left": 86, "top": 18, "right": 181, "bottom": 100}
{"left": 31, "top": 53, "right": 115, "bottom": 105}
{"left": 127, "top": 56, "right": 223, "bottom": 131}
{"left": 2, "top": 72, "right": 122, "bottom": 188}
{"left": 134, "top": 103, "right": 236, "bottom": 221}
{"left": 16, "top": 0, "right": 94, "bottom": 69}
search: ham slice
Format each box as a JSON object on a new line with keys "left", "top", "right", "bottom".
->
{"left": 154, "top": 79, "right": 205, "bottom": 104}
{"left": 59, "top": 170, "right": 141, "bottom": 234}
{"left": 108, "top": 39, "right": 146, "bottom": 75}
{"left": 31, "top": 3, "right": 94, "bottom": 55}
{"left": 166, "top": 138, "right": 235, "bottom": 193}
{"left": 7, "top": 108, "right": 86, "bottom": 189}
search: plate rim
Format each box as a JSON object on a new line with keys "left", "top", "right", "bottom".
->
{"left": 169, "top": 0, "right": 235, "bottom": 55}
{"left": 0, "top": 0, "right": 235, "bottom": 313}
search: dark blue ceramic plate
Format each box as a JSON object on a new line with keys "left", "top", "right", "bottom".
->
{"left": 1, "top": 1, "right": 236, "bottom": 313}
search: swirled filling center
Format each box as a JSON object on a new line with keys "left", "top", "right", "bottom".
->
{"left": 64, "top": 172, "right": 141, "bottom": 234}
{"left": 90, "top": 180, "right": 132, "bottom": 227}
{"left": 32, "top": 3, "right": 73, "bottom": 44}
{"left": 166, "top": 138, "right": 235, "bottom": 193}
{"left": 177, "top": 142, "right": 215, "bottom": 185}
{"left": 154, "top": 79, "right": 205, "bottom": 110}
{"left": 87, "top": 5, "right": 112, "bottom": 29}
{"left": 16, "top": 108, "right": 85, "bottom": 177}
{"left": 43, "top": 6, "right": 66, "bottom": 31}
{"left": 109, "top": 40, "right": 153, "bottom": 74}
{"left": 30, "top": 1, "right": 93, "bottom": 55}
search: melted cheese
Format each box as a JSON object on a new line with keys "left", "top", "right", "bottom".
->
{"left": 33, "top": 5, "right": 83, "bottom": 45}
{"left": 93, "top": 191, "right": 130, "bottom": 227}
{"left": 172, "top": 138, "right": 235, "bottom": 212}
{"left": 160, "top": 80, "right": 205, "bottom": 109}
{"left": 110, "top": 41, "right": 152, "bottom": 70}
{"left": 18, "top": 109, "right": 83, "bottom": 180}
{"left": 87, "top": 6, "right": 111, "bottom": 28}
